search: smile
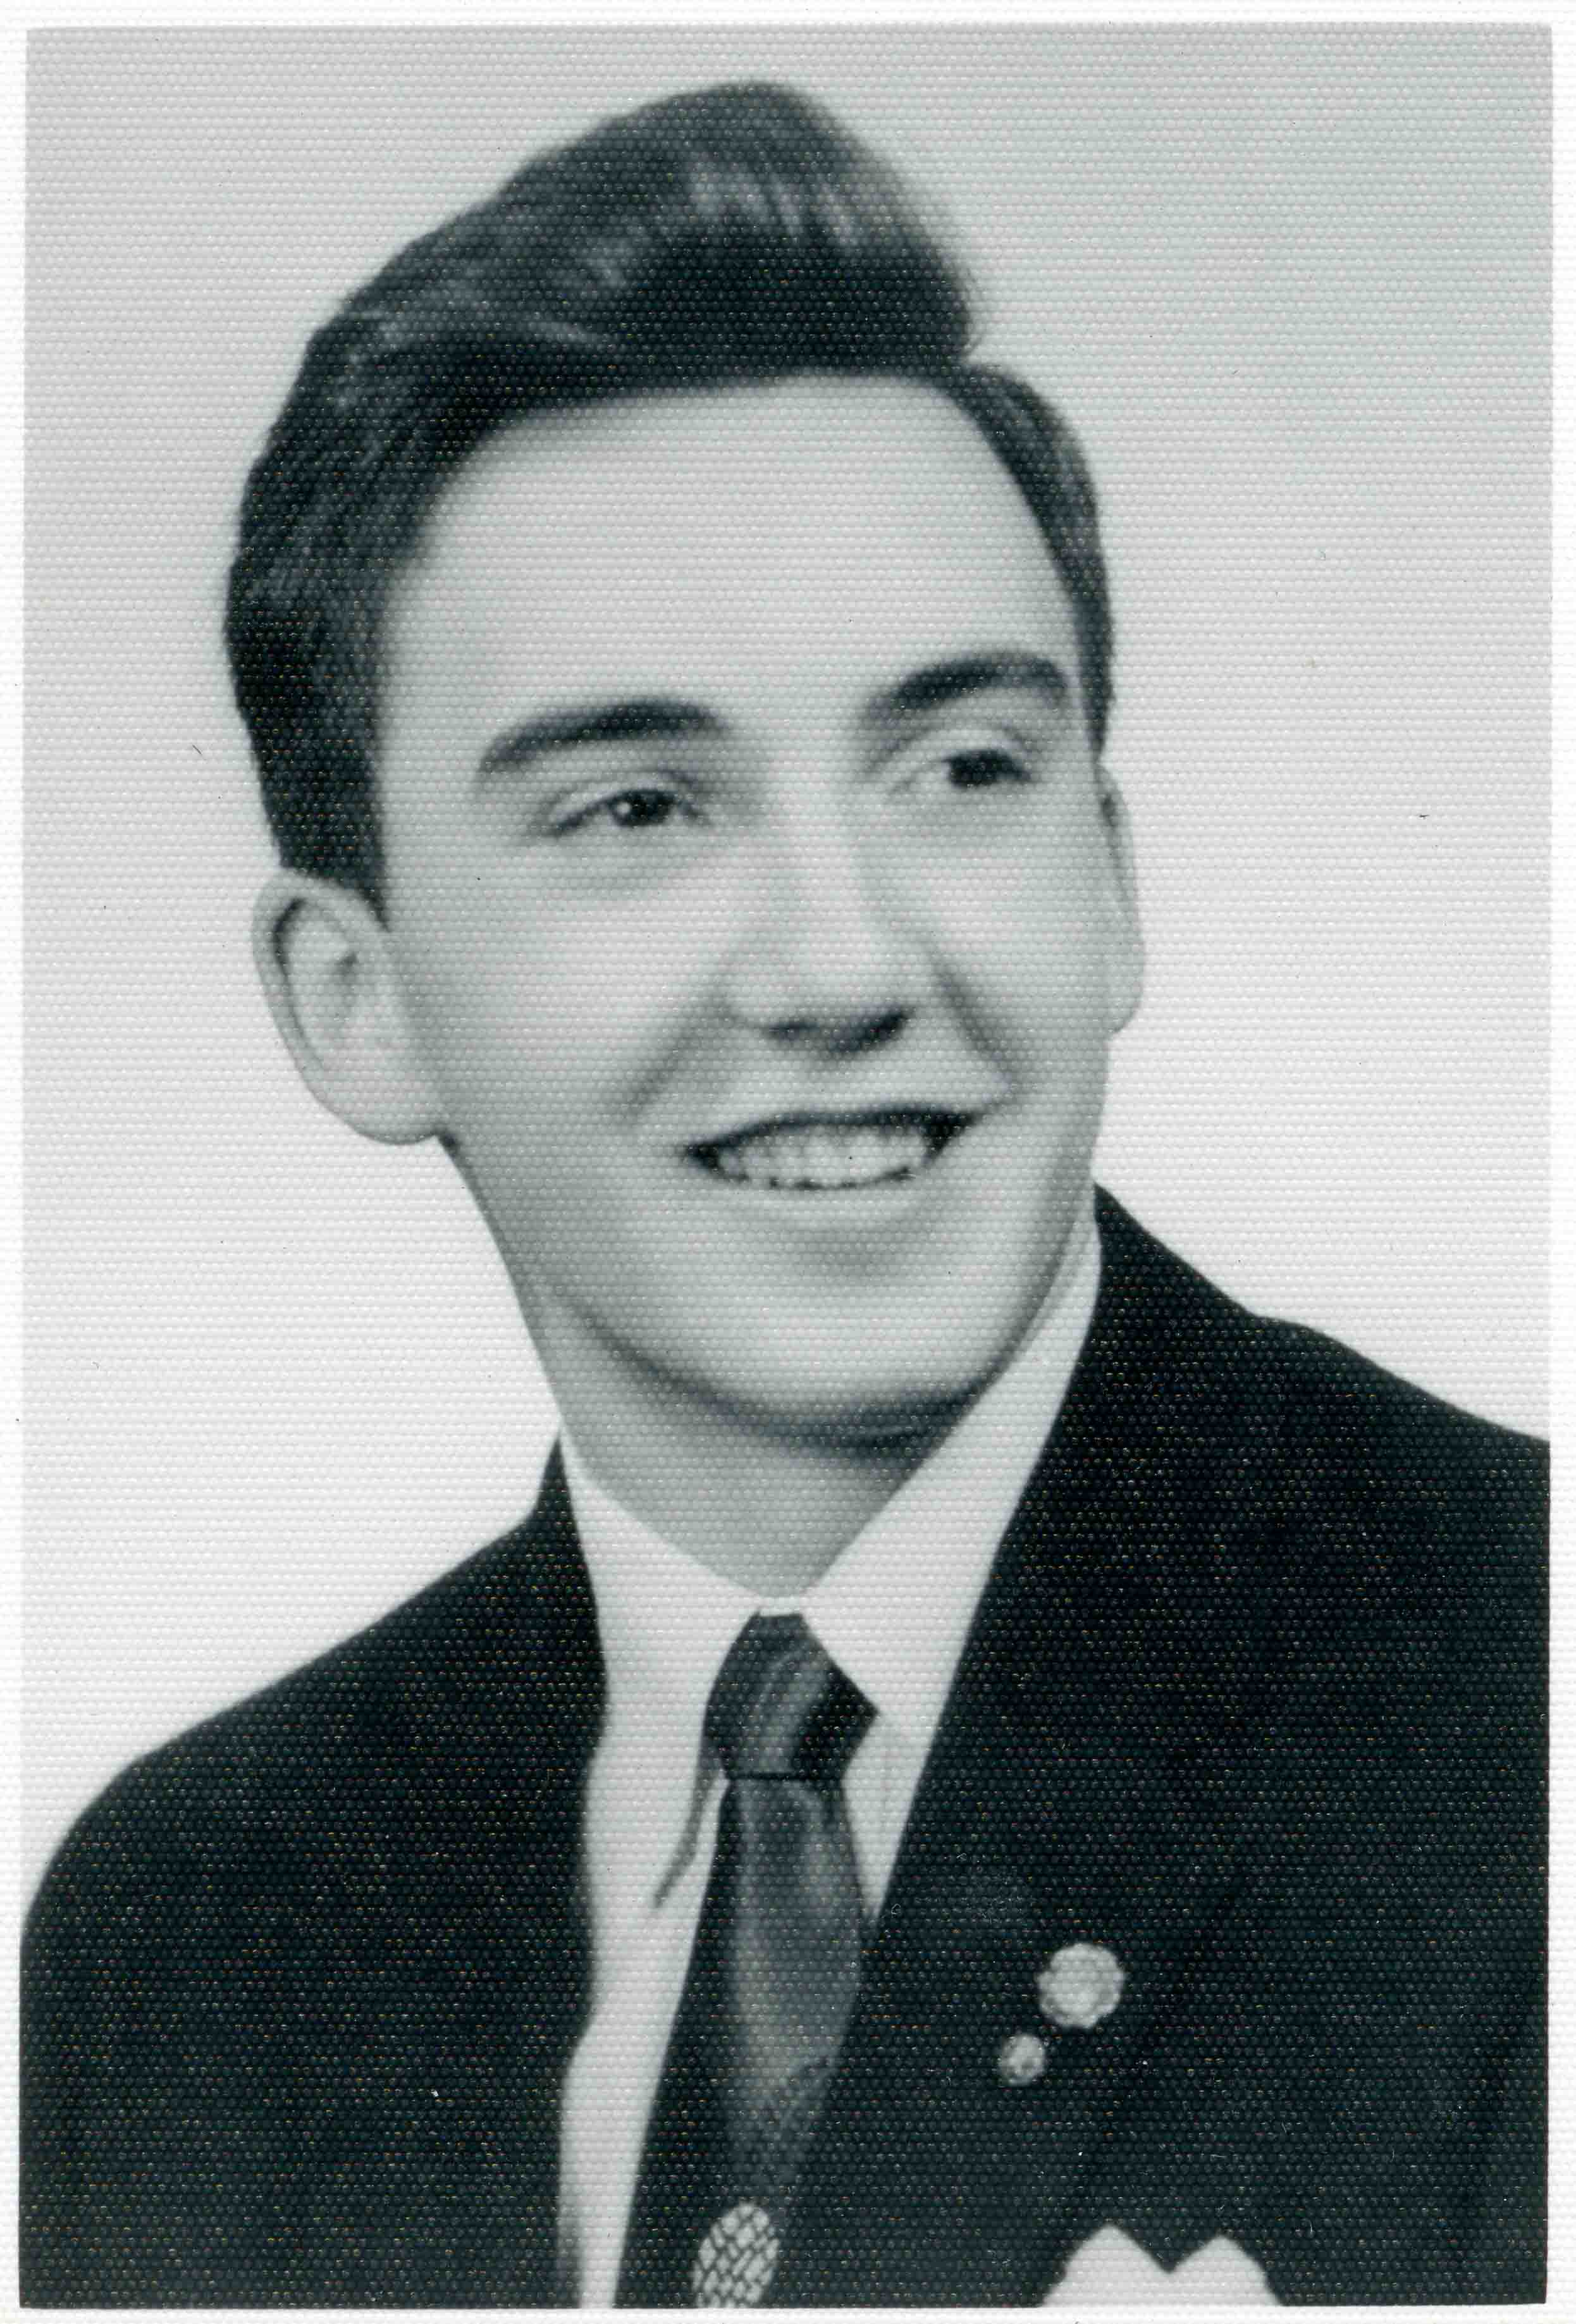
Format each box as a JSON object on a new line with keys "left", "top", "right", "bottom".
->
{"left": 691, "top": 1111, "right": 970, "bottom": 1192}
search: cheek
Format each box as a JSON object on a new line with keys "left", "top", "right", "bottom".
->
{"left": 397, "top": 895, "right": 725, "bottom": 1143}
{"left": 932, "top": 847, "right": 1115, "bottom": 1046}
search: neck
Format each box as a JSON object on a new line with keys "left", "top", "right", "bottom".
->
{"left": 540, "top": 1351, "right": 954, "bottom": 1596}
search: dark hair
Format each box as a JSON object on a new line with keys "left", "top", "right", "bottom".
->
{"left": 226, "top": 82, "right": 1112, "bottom": 910}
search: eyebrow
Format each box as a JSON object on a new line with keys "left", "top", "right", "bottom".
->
{"left": 865, "top": 651, "right": 1070, "bottom": 728}
{"left": 476, "top": 697, "right": 723, "bottom": 784}
{"left": 472, "top": 652, "right": 1071, "bottom": 785}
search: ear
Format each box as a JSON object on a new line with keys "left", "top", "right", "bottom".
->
{"left": 252, "top": 872, "right": 444, "bottom": 1144}
{"left": 1096, "top": 776, "right": 1145, "bottom": 1034}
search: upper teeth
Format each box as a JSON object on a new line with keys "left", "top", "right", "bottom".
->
{"left": 708, "top": 1120, "right": 936, "bottom": 1190}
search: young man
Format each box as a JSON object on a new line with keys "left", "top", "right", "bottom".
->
{"left": 22, "top": 83, "right": 1544, "bottom": 2308}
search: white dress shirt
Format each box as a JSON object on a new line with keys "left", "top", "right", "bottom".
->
{"left": 557, "top": 1209, "right": 1101, "bottom": 2304}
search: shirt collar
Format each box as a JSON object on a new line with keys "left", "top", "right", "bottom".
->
{"left": 565, "top": 1196, "right": 1100, "bottom": 1767}
{"left": 806, "top": 1204, "right": 1098, "bottom": 1752}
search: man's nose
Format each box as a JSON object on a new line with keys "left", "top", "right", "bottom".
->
{"left": 720, "top": 802, "right": 924, "bottom": 1049}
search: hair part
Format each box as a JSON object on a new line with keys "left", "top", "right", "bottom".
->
{"left": 226, "top": 82, "right": 1112, "bottom": 912}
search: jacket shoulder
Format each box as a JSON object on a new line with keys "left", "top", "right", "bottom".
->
{"left": 1095, "top": 1187, "right": 1546, "bottom": 1557}
{"left": 22, "top": 1480, "right": 598, "bottom": 2304}
{"left": 1090, "top": 1189, "right": 1545, "bottom": 1762}
{"left": 26, "top": 1468, "right": 598, "bottom": 1957}
{"left": 1270, "top": 1305, "right": 1544, "bottom": 1485}
{"left": 31, "top": 1516, "right": 520, "bottom": 1901}
{"left": 1259, "top": 1307, "right": 1546, "bottom": 1644}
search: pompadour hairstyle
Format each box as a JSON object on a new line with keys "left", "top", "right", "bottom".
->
{"left": 226, "top": 82, "right": 1113, "bottom": 910}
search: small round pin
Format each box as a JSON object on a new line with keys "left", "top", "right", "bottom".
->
{"left": 997, "top": 2030, "right": 1048, "bottom": 2086}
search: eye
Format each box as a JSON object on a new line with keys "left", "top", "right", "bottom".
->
{"left": 550, "top": 782, "right": 697, "bottom": 839}
{"left": 940, "top": 746, "right": 1031, "bottom": 789}
{"left": 887, "top": 729, "right": 1037, "bottom": 801}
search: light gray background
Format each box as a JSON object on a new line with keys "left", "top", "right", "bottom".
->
{"left": 26, "top": 24, "right": 1549, "bottom": 1898}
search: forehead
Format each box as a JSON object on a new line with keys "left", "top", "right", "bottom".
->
{"left": 383, "top": 376, "right": 1078, "bottom": 743}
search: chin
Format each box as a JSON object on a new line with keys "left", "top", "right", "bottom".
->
{"left": 699, "top": 1321, "right": 1019, "bottom": 1448}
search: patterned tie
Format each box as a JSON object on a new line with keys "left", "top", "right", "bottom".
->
{"left": 616, "top": 1614, "right": 875, "bottom": 2308}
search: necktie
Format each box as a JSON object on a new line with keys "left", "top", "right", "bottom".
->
{"left": 616, "top": 1614, "right": 874, "bottom": 2308}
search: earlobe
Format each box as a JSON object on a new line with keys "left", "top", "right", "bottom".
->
{"left": 252, "top": 872, "right": 445, "bottom": 1145}
{"left": 1098, "top": 779, "right": 1145, "bottom": 1033}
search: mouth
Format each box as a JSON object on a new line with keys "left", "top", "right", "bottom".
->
{"left": 689, "top": 1109, "right": 973, "bottom": 1193}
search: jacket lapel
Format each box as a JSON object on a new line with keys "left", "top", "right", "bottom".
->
{"left": 780, "top": 1197, "right": 1293, "bottom": 2304}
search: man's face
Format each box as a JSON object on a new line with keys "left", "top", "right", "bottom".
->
{"left": 376, "top": 378, "right": 1141, "bottom": 1444}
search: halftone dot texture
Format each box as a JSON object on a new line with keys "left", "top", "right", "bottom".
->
{"left": 22, "top": 25, "right": 1546, "bottom": 2306}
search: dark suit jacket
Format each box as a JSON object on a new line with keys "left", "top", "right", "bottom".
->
{"left": 22, "top": 1195, "right": 1546, "bottom": 2305}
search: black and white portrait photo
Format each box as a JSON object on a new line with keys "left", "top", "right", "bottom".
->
{"left": 22, "top": 23, "right": 1548, "bottom": 2308}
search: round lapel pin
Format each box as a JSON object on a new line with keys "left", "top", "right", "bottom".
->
{"left": 1037, "top": 1942, "right": 1125, "bottom": 2030}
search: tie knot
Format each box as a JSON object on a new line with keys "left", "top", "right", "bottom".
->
{"left": 706, "top": 1614, "right": 873, "bottom": 1784}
